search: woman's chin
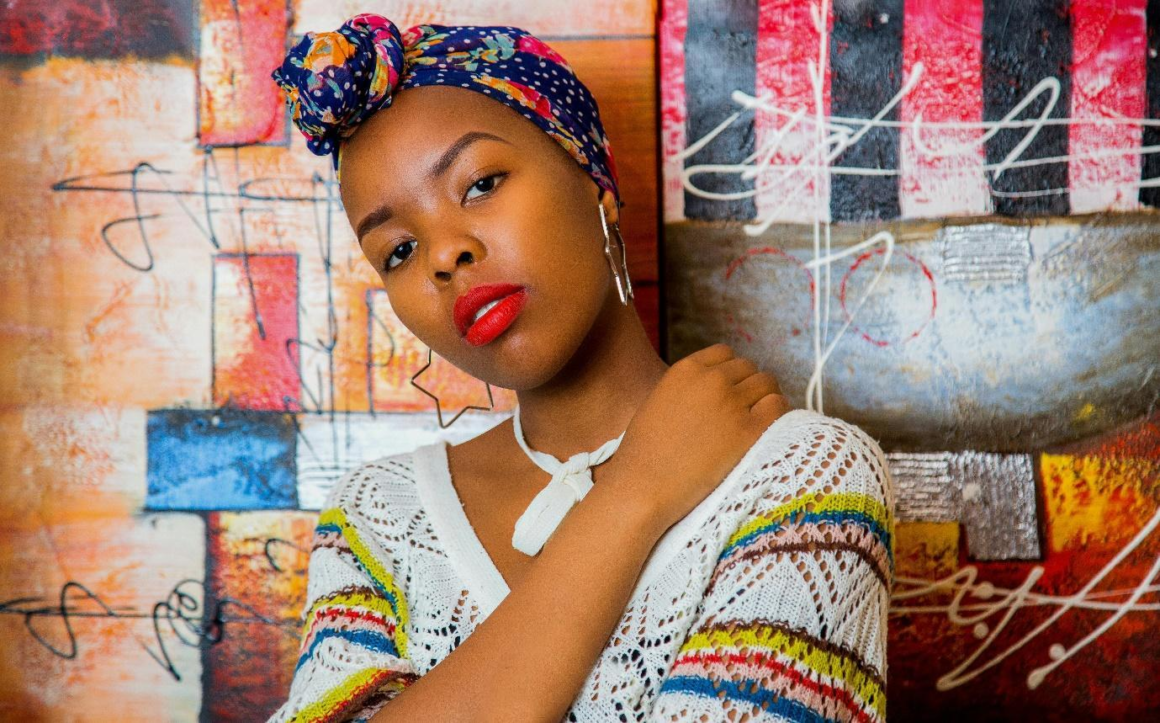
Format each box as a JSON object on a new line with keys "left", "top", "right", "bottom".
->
{"left": 469, "top": 344, "right": 578, "bottom": 392}
{"left": 447, "top": 308, "right": 594, "bottom": 392}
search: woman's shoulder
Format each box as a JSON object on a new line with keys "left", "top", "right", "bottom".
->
{"left": 313, "top": 442, "right": 450, "bottom": 583}
{"left": 321, "top": 442, "right": 440, "bottom": 521}
{"left": 752, "top": 406, "right": 885, "bottom": 454}
{"left": 732, "top": 407, "right": 895, "bottom": 519}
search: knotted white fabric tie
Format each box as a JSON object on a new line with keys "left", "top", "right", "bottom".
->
{"left": 510, "top": 404, "right": 626, "bottom": 556}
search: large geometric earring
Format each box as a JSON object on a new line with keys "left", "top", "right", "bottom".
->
{"left": 598, "top": 202, "right": 634, "bottom": 306}
{"left": 410, "top": 346, "right": 495, "bottom": 428}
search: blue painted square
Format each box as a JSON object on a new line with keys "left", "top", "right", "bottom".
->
{"left": 146, "top": 409, "right": 298, "bottom": 510}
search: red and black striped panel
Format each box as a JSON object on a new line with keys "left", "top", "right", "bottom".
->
{"left": 675, "top": 0, "right": 1155, "bottom": 221}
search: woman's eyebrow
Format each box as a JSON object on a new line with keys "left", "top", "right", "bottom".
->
{"left": 355, "top": 130, "right": 513, "bottom": 244}
{"left": 427, "top": 131, "right": 512, "bottom": 183}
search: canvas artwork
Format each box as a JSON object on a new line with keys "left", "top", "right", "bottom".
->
{"left": 0, "top": 0, "right": 657, "bottom": 719}
{"left": 661, "top": 0, "right": 1159, "bottom": 719}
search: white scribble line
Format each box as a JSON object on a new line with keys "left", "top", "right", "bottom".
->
{"left": 990, "top": 175, "right": 1160, "bottom": 198}
{"left": 888, "top": 503, "right": 1160, "bottom": 691}
{"left": 749, "top": 105, "right": 1160, "bottom": 130}
{"left": 891, "top": 583, "right": 1160, "bottom": 613}
{"left": 744, "top": 107, "right": 809, "bottom": 179}
{"left": 915, "top": 76, "right": 1061, "bottom": 178}
{"left": 714, "top": 142, "right": 1160, "bottom": 175}
{"left": 845, "top": 115, "right": 1160, "bottom": 129}
{"left": 811, "top": 0, "right": 831, "bottom": 412}
{"left": 705, "top": 59, "right": 925, "bottom": 238}
{"left": 676, "top": 73, "right": 1160, "bottom": 205}
{"left": 803, "top": 231, "right": 895, "bottom": 412}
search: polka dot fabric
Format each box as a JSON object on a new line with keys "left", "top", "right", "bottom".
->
{"left": 271, "top": 13, "right": 621, "bottom": 204}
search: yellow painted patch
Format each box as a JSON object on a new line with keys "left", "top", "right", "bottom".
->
{"left": 895, "top": 521, "right": 961, "bottom": 579}
{"left": 1041, "top": 453, "right": 1160, "bottom": 552}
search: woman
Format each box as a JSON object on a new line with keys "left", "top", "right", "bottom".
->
{"left": 269, "top": 15, "right": 895, "bottom": 723}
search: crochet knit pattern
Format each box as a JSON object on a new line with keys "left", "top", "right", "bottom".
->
{"left": 268, "top": 408, "right": 896, "bottom": 722}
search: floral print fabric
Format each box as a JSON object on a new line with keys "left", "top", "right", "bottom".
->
{"left": 271, "top": 14, "right": 620, "bottom": 203}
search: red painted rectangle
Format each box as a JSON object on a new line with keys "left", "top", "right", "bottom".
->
{"left": 198, "top": 0, "right": 288, "bottom": 146}
{"left": 1069, "top": 0, "right": 1148, "bottom": 212}
{"left": 203, "top": 511, "right": 314, "bottom": 721}
{"left": 213, "top": 253, "right": 300, "bottom": 411}
{"left": 754, "top": 0, "right": 833, "bottom": 224}
{"left": 0, "top": 0, "right": 194, "bottom": 59}
{"left": 900, "top": 0, "right": 988, "bottom": 218}
{"left": 659, "top": 0, "right": 689, "bottom": 222}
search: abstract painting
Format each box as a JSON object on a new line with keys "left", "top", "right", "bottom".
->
{"left": 661, "top": 0, "right": 1159, "bottom": 718}
{"left": 0, "top": 0, "right": 657, "bottom": 718}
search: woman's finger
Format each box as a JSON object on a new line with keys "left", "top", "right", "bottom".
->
{"left": 687, "top": 342, "right": 735, "bottom": 367}
{"left": 736, "top": 372, "right": 780, "bottom": 407}
{"left": 714, "top": 356, "right": 760, "bottom": 385}
{"left": 750, "top": 391, "right": 791, "bottom": 420}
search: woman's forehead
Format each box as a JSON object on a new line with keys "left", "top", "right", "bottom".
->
{"left": 338, "top": 87, "right": 579, "bottom": 217}
{"left": 347, "top": 86, "right": 541, "bottom": 163}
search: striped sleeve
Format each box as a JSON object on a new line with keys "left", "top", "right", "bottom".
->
{"left": 268, "top": 502, "right": 419, "bottom": 723}
{"left": 649, "top": 417, "right": 896, "bottom": 723}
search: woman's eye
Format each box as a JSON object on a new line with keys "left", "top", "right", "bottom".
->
{"left": 464, "top": 172, "right": 505, "bottom": 202}
{"left": 384, "top": 240, "right": 416, "bottom": 271}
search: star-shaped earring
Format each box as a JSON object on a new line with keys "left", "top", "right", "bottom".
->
{"left": 410, "top": 346, "right": 495, "bottom": 428}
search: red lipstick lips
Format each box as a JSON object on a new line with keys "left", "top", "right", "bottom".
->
{"left": 454, "top": 282, "right": 528, "bottom": 347}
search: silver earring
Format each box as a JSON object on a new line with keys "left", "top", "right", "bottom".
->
{"left": 598, "top": 202, "right": 634, "bottom": 306}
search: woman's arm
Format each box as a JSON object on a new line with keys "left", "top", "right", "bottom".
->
{"left": 646, "top": 416, "right": 896, "bottom": 723}
{"left": 268, "top": 503, "right": 421, "bottom": 723}
{"left": 372, "top": 343, "right": 787, "bottom": 722}
{"left": 370, "top": 469, "right": 668, "bottom": 723}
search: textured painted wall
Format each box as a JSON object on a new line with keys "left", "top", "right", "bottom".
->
{"left": 0, "top": 1, "right": 657, "bottom": 719}
{"left": 3, "top": 0, "right": 1157, "bottom": 719}
{"left": 662, "top": 0, "right": 1159, "bottom": 718}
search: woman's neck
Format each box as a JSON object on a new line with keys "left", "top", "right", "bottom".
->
{"left": 513, "top": 296, "right": 669, "bottom": 459}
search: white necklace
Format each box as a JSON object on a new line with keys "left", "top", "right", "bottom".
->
{"left": 509, "top": 403, "right": 626, "bottom": 556}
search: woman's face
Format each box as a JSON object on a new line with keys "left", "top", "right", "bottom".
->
{"left": 338, "top": 85, "right": 622, "bottom": 391}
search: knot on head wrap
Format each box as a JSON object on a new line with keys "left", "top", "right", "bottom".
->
{"left": 270, "top": 13, "right": 404, "bottom": 157}
{"left": 271, "top": 14, "right": 621, "bottom": 205}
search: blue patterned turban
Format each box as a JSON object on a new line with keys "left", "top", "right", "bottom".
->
{"left": 271, "top": 14, "right": 621, "bottom": 205}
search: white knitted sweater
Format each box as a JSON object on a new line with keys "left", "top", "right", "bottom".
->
{"left": 269, "top": 408, "right": 896, "bottom": 722}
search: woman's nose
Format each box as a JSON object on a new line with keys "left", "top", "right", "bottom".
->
{"left": 428, "top": 235, "right": 484, "bottom": 282}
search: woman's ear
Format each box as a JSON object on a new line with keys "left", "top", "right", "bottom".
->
{"left": 598, "top": 187, "right": 620, "bottom": 228}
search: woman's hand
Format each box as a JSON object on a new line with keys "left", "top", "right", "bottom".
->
{"left": 599, "top": 343, "right": 791, "bottom": 536}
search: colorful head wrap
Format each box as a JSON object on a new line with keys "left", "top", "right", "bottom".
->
{"left": 271, "top": 14, "right": 620, "bottom": 205}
